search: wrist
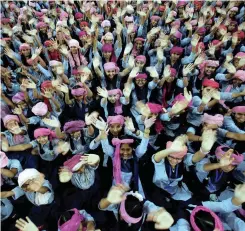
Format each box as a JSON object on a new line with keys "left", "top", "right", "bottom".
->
{"left": 232, "top": 197, "right": 242, "bottom": 206}
{"left": 200, "top": 147, "right": 210, "bottom": 155}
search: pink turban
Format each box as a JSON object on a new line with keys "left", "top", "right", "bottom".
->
{"left": 12, "top": 92, "right": 25, "bottom": 103}
{"left": 177, "top": 0, "right": 187, "bottom": 7}
{"left": 41, "top": 81, "right": 53, "bottom": 91}
{"left": 235, "top": 52, "right": 245, "bottom": 59}
{"left": 68, "top": 39, "right": 80, "bottom": 48}
{"left": 202, "top": 79, "right": 219, "bottom": 89}
{"left": 49, "top": 60, "right": 62, "bottom": 67}
{"left": 215, "top": 146, "right": 244, "bottom": 165}
{"left": 60, "top": 11, "right": 69, "bottom": 21}
{"left": 32, "top": 102, "right": 48, "bottom": 116}
{"left": 63, "top": 155, "right": 84, "bottom": 172}
{"left": 230, "top": 7, "right": 238, "bottom": 12}
{"left": 108, "top": 89, "right": 123, "bottom": 114}
{"left": 166, "top": 141, "right": 187, "bottom": 158}
{"left": 80, "top": 21, "right": 89, "bottom": 27}
{"left": 63, "top": 120, "right": 85, "bottom": 133}
{"left": 174, "top": 31, "right": 182, "bottom": 39}
{"left": 75, "top": 12, "right": 83, "bottom": 19}
{"left": 234, "top": 70, "right": 245, "bottom": 82}
{"left": 3, "top": 115, "right": 20, "bottom": 127}
{"left": 170, "top": 68, "right": 177, "bottom": 77}
{"left": 150, "top": 16, "right": 161, "bottom": 21}
{"left": 34, "top": 128, "right": 56, "bottom": 139}
{"left": 172, "top": 93, "right": 192, "bottom": 107}
{"left": 35, "top": 11, "right": 44, "bottom": 17}
{"left": 71, "top": 85, "right": 87, "bottom": 97}
{"left": 190, "top": 206, "right": 224, "bottom": 231}
{"left": 44, "top": 40, "right": 53, "bottom": 47}
{"left": 101, "top": 20, "right": 111, "bottom": 28}
{"left": 124, "top": 16, "right": 134, "bottom": 22}
{"left": 107, "top": 115, "right": 124, "bottom": 125}
{"left": 236, "top": 31, "right": 245, "bottom": 40}
{"left": 196, "top": 27, "right": 206, "bottom": 35}
{"left": 104, "top": 62, "right": 119, "bottom": 73}
{"left": 135, "top": 55, "right": 146, "bottom": 63}
{"left": 102, "top": 44, "right": 113, "bottom": 53}
{"left": 218, "top": 25, "right": 227, "bottom": 33}
{"left": 19, "top": 43, "right": 31, "bottom": 51}
{"left": 136, "top": 73, "right": 147, "bottom": 79}
{"left": 135, "top": 37, "right": 145, "bottom": 43}
{"left": 232, "top": 106, "right": 245, "bottom": 113}
{"left": 170, "top": 46, "right": 184, "bottom": 55}
{"left": 202, "top": 113, "right": 224, "bottom": 127}
{"left": 146, "top": 103, "right": 162, "bottom": 114}
{"left": 0, "top": 151, "right": 8, "bottom": 168}
{"left": 71, "top": 69, "right": 83, "bottom": 75}
{"left": 112, "top": 138, "right": 134, "bottom": 184}
{"left": 37, "top": 22, "right": 47, "bottom": 29}
{"left": 78, "top": 31, "right": 87, "bottom": 38}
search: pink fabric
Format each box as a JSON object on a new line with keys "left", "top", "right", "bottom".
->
{"left": 101, "top": 20, "right": 111, "bottom": 28}
{"left": 202, "top": 79, "right": 219, "bottom": 89}
{"left": 35, "top": 11, "right": 44, "bottom": 17}
{"left": 32, "top": 102, "right": 48, "bottom": 116}
{"left": 124, "top": 16, "right": 134, "bottom": 22}
{"left": 135, "top": 55, "right": 146, "bottom": 64}
{"left": 60, "top": 11, "right": 69, "bottom": 21}
{"left": 146, "top": 103, "right": 162, "bottom": 114}
{"left": 120, "top": 197, "right": 143, "bottom": 224}
{"left": 102, "top": 44, "right": 117, "bottom": 63}
{"left": 170, "top": 46, "right": 184, "bottom": 55}
{"left": 196, "top": 27, "right": 206, "bottom": 35}
{"left": 136, "top": 73, "right": 147, "bottom": 79}
{"left": 215, "top": 145, "right": 244, "bottom": 165}
{"left": 239, "top": 209, "right": 245, "bottom": 218}
{"left": 202, "top": 113, "right": 224, "bottom": 127}
{"left": 174, "top": 31, "right": 182, "bottom": 39}
{"left": 49, "top": 60, "right": 62, "bottom": 66}
{"left": 234, "top": 70, "right": 245, "bottom": 81}
{"left": 58, "top": 208, "right": 85, "bottom": 231}
{"left": 107, "top": 115, "right": 124, "bottom": 125}
{"left": 80, "top": 21, "right": 89, "bottom": 27}
{"left": 235, "top": 52, "right": 245, "bottom": 58}
{"left": 75, "top": 12, "right": 83, "bottom": 19}
{"left": 112, "top": 138, "right": 134, "bottom": 184}
{"left": 166, "top": 141, "right": 187, "bottom": 158}
{"left": 170, "top": 68, "right": 177, "bottom": 77}
{"left": 37, "top": 22, "right": 47, "bottom": 29}
{"left": 63, "top": 155, "right": 83, "bottom": 172}
{"left": 150, "top": 15, "right": 160, "bottom": 21}
{"left": 34, "top": 128, "right": 56, "bottom": 140}
{"left": 68, "top": 39, "right": 80, "bottom": 48}
{"left": 135, "top": 38, "right": 145, "bottom": 43}
{"left": 0, "top": 151, "right": 8, "bottom": 168}
{"left": 78, "top": 31, "right": 87, "bottom": 38}
{"left": 177, "top": 0, "right": 187, "bottom": 7}
{"left": 104, "top": 62, "right": 119, "bottom": 73}
{"left": 71, "top": 69, "right": 82, "bottom": 75}
{"left": 12, "top": 92, "right": 25, "bottom": 103}
{"left": 19, "top": 43, "right": 31, "bottom": 51}
{"left": 63, "top": 120, "right": 85, "bottom": 133}
{"left": 171, "top": 93, "right": 192, "bottom": 107}
{"left": 3, "top": 115, "right": 20, "bottom": 127}
{"left": 190, "top": 206, "right": 224, "bottom": 231}
{"left": 71, "top": 87, "right": 87, "bottom": 96}
{"left": 108, "top": 89, "right": 123, "bottom": 115}
{"left": 198, "top": 60, "right": 219, "bottom": 79}
{"left": 232, "top": 106, "right": 245, "bottom": 113}
{"left": 230, "top": 7, "right": 239, "bottom": 12}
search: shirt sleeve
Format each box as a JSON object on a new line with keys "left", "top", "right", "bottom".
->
{"left": 222, "top": 212, "right": 245, "bottom": 231}
{"left": 79, "top": 210, "right": 95, "bottom": 222}
{"left": 8, "top": 159, "right": 23, "bottom": 173}
{"left": 28, "top": 116, "right": 41, "bottom": 125}
{"left": 224, "top": 116, "right": 245, "bottom": 134}
{"left": 101, "top": 138, "right": 114, "bottom": 157}
{"left": 135, "top": 136, "right": 149, "bottom": 158}
{"left": 143, "top": 200, "right": 161, "bottom": 214}
{"left": 11, "top": 186, "right": 25, "bottom": 200}
{"left": 89, "top": 139, "right": 101, "bottom": 150}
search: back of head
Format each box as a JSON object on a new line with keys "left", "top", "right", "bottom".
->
{"left": 194, "top": 210, "right": 215, "bottom": 231}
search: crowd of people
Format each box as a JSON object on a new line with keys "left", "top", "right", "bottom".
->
{"left": 1, "top": 0, "right": 245, "bottom": 230}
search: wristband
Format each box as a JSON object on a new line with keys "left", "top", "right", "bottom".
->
{"left": 200, "top": 147, "right": 209, "bottom": 155}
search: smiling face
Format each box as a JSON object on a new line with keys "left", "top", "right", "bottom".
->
{"left": 120, "top": 143, "right": 133, "bottom": 159}
{"left": 204, "top": 65, "right": 216, "bottom": 76}
{"left": 167, "top": 155, "right": 183, "bottom": 168}
{"left": 135, "top": 78, "right": 147, "bottom": 88}
{"left": 234, "top": 112, "right": 245, "bottom": 124}
{"left": 21, "top": 48, "right": 31, "bottom": 57}
{"left": 171, "top": 53, "right": 181, "bottom": 62}
{"left": 103, "top": 51, "right": 112, "bottom": 59}
{"left": 6, "top": 120, "right": 20, "bottom": 133}
{"left": 135, "top": 41, "right": 143, "bottom": 50}
{"left": 71, "top": 131, "right": 81, "bottom": 139}
{"left": 70, "top": 46, "right": 78, "bottom": 54}
{"left": 108, "top": 94, "right": 119, "bottom": 104}
{"left": 105, "top": 69, "right": 116, "bottom": 79}
{"left": 109, "top": 123, "right": 122, "bottom": 136}
{"left": 36, "top": 135, "right": 49, "bottom": 145}
{"left": 135, "top": 60, "right": 145, "bottom": 69}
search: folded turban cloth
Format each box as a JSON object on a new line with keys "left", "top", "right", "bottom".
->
{"left": 49, "top": 60, "right": 62, "bottom": 66}
{"left": 202, "top": 78, "right": 219, "bottom": 89}
{"left": 235, "top": 52, "right": 245, "bottom": 59}
{"left": 135, "top": 37, "right": 145, "bottom": 43}
{"left": 63, "top": 155, "right": 84, "bottom": 172}
{"left": 166, "top": 141, "right": 188, "bottom": 158}
{"left": 44, "top": 40, "right": 53, "bottom": 47}
{"left": 190, "top": 206, "right": 224, "bottom": 231}
{"left": 215, "top": 145, "right": 244, "bottom": 165}
{"left": 32, "top": 102, "right": 48, "bottom": 116}
{"left": 135, "top": 55, "right": 146, "bottom": 63}
{"left": 18, "top": 168, "right": 41, "bottom": 187}
{"left": 150, "top": 16, "right": 161, "bottom": 21}
{"left": 19, "top": 43, "right": 31, "bottom": 51}
{"left": 102, "top": 44, "right": 113, "bottom": 53}
{"left": 75, "top": 12, "right": 83, "bottom": 19}
{"left": 196, "top": 27, "right": 206, "bottom": 35}
{"left": 101, "top": 20, "right": 111, "bottom": 28}
{"left": 37, "top": 22, "right": 47, "bottom": 29}
{"left": 234, "top": 70, "right": 245, "bottom": 81}
{"left": 170, "top": 68, "right": 177, "bottom": 77}
{"left": 108, "top": 89, "right": 123, "bottom": 114}
{"left": 71, "top": 69, "right": 83, "bottom": 75}
{"left": 78, "top": 31, "right": 87, "bottom": 38}
{"left": 41, "top": 81, "right": 53, "bottom": 90}
{"left": 3, "top": 115, "right": 20, "bottom": 127}
{"left": 171, "top": 93, "right": 192, "bottom": 107}
{"left": 170, "top": 46, "right": 184, "bottom": 55}
{"left": 232, "top": 106, "right": 245, "bottom": 113}
{"left": 104, "top": 62, "right": 119, "bottom": 73}
{"left": 63, "top": 120, "right": 85, "bottom": 133}
{"left": 146, "top": 102, "right": 162, "bottom": 114}
{"left": 0, "top": 151, "right": 8, "bottom": 168}
{"left": 107, "top": 115, "right": 124, "bottom": 125}
{"left": 218, "top": 25, "right": 227, "bottom": 32}
{"left": 1, "top": 18, "right": 11, "bottom": 24}
{"left": 202, "top": 113, "right": 224, "bottom": 127}
{"left": 174, "top": 31, "right": 182, "bottom": 39}
{"left": 12, "top": 92, "right": 25, "bottom": 103}
{"left": 124, "top": 16, "right": 134, "bottom": 22}
{"left": 71, "top": 84, "right": 87, "bottom": 96}
{"left": 34, "top": 128, "right": 56, "bottom": 139}
{"left": 80, "top": 21, "right": 88, "bottom": 27}
{"left": 177, "top": 0, "right": 187, "bottom": 7}
{"left": 35, "top": 11, "right": 44, "bottom": 17}
{"left": 68, "top": 39, "right": 80, "bottom": 48}
{"left": 236, "top": 31, "right": 245, "bottom": 40}
{"left": 136, "top": 73, "right": 147, "bottom": 79}
{"left": 230, "top": 7, "right": 239, "bottom": 12}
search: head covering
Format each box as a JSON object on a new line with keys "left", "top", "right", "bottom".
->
{"left": 202, "top": 79, "right": 219, "bottom": 89}
{"left": 71, "top": 69, "right": 83, "bottom": 75}
{"left": 78, "top": 31, "right": 87, "bottom": 38}
{"left": 215, "top": 146, "right": 244, "bottom": 165}
{"left": 18, "top": 168, "right": 41, "bottom": 187}
{"left": 172, "top": 93, "right": 192, "bottom": 107}
{"left": 101, "top": 32, "right": 114, "bottom": 44}
{"left": 3, "top": 115, "right": 20, "bottom": 127}
{"left": 196, "top": 27, "right": 206, "bottom": 35}
{"left": 232, "top": 106, "right": 245, "bottom": 113}
{"left": 19, "top": 43, "right": 31, "bottom": 51}
{"left": 71, "top": 84, "right": 87, "bottom": 97}
{"left": 31, "top": 102, "right": 48, "bottom": 116}
{"left": 101, "top": 20, "right": 111, "bottom": 28}
{"left": 12, "top": 92, "right": 25, "bottom": 103}
{"left": 58, "top": 208, "right": 85, "bottom": 231}
{"left": 41, "top": 80, "right": 53, "bottom": 90}
{"left": 135, "top": 73, "right": 147, "bottom": 79}
{"left": 230, "top": 7, "right": 239, "bottom": 12}
{"left": 166, "top": 141, "right": 187, "bottom": 158}
{"left": 0, "top": 151, "right": 8, "bottom": 168}
{"left": 190, "top": 206, "right": 224, "bottom": 231}
{"left": 177, "top": 0, "right": 187, "bottom": 7}
{"left": 235, "top": 52, "right": 245, "bottom": 59}
{"left": 36, "top": 22, "right": 47, "bottom": 29}
{"left": 170, "top": 46, "right": 184, "bottom": 55}
{"left": 108, "top": 89, "right": 123, "bottom": 114}
{"left": 202, "top": 113, "right": 224, "bottom": 127}
{"left": 135, "top": 37, "right": 145, "bottom": 43}
{"left": 150, "top": 15, "right": 161, "bottom": 21}
{"left": 49, "top": 60, "right": 62, "bottom": 66}
{"left": 34, "top": 128, "right": 56, "bottom": 140}
{"left": 170, "top": 68, "right": 177, "bottom": 77}
{"left": 75, "top": 12, "right": 83, "bottom": 19}
{"left": 104, "top": 62, "right": 119, "bottom": 73}
{"left": 112, "top": 138, "right": 134, "bottom": 184}
{"left": 146, "top": 103, "right": 162, "bottom": 114}
{"left": 198, "top": 60, "right": 219, "bottom": 78}
{"left": 68, "top": 39, "right": 80, "bottom": 48}
{"left": 63, "top": 155, "right": 84, "bottom": 172}
{"left": 102, "top": 44, "right": 117, "bottom": 62}
{"left": 124, "top": 16, "right": 134, "bottom": 22}
{"left": 135, "top": 55, "right": 146, "bottom": 64}
{"left": 234, "top": 70, "right": 245, "bottom": 82}
{"left": 63, "top": 120, "right": 85, "bottom": 133}
{"left": 174, "top": 31, "right": 182, "bottom": 39}
{"left": 107, "top": 115, "right": 124, "bottom": 125}
{"left": 44, "top": 40, "right": 53, "bottom": 47}
{"left": 79, "top": 21, "right": 89, "bottom": 27}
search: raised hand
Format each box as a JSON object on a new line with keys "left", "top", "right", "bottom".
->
{"left": 93, "top": 56, "right": 100, "bottom": 68}
{"left": 219, "top": 149, "right": 234, "bottom": 167}
{"left": 184, "top": 87, "right": 192, "bottom": 103}
{"left": 225, "top": 53, "right": 233, "bottom": 63}
{"left": 59, "top": 45, "right": 68, "bottom": 56}
{"left": 125, "top": 117, "right": 135, "bottom": 132}
{"left": 22, "top": 79, "right": 36, "bottom": 89}
{"left": 129, "top": 67, "right": 140, "bottom": 78}
{"left": 201, "top": 129, "right": 217, "bottom": 153}
{"left": 224, "top": 62, "right": 236, "bottom": 74}
{"left": 191, "top": 34, "right": 200, "bottom": 47}
{"left": 123, "top": 43, "right": 133, "bottom": 56}
{"left": 106, "top": 184, "right": 129, "bottom": 204}
{"left": 183, "top": 63, "right": 194, "bottom": 76}
{"left": 4, "top": 47, "right": 14, "bottom": 59}
{"left": 97, "top": 87, "right": 108, "bottom": 98}
{"left": 15, "top": 217, "right": 38, "bottom": 231}
{"left": 194, "top": 54, "right": 205, "bottom": 66}
{"left": 144, "top": 117, "right": 156, "bottom": 129}
{"left": 85, "top": 112, "right": 99, "bottom": 126}
{"left": 198, "top": 16, "right": 205, "bottom": 28}
{"left": 128, "top": 55, "right": 135, "bottom": 69}
{"left": 123, "top": 83, "right": 132, "bottom": 98}
{"left": 41, "top": 89, "right": 52, "bottom": 99}
{"left": 92, "top": 117, "right": 107, "bottom": 131}
{"left": 201, "top": 90, "right": 213, "bottom": 105}
{"left": 169, "top": 135, "right": 188, "bottom": 153}
{"left": 12, "top": 107, "right": 23, "bottom": 115}
{"left": 163, "top": 65, "right": 171, "bottom": 78}
{"left": 85, "top": 154, "right": 100, "bottom": 165}
{"left": 42, "top": 117, "right": 60, "bottom": 128}
{"left": 56, "top": 84, "right": 69, "bottom": 93}
{"left": 208, "top": 43, "right": 216, "bottom": 56}
{"left": 146, "top": 66, "right": 159, "bottom": 79}
{"left": 234, "top": 183, "right": 245, "bottom": 205}
{"left": 156, "top": 47, "right": 164, "bottom": 61}
{"left": 211, "top": 89, "right": 221, "bottom": 100}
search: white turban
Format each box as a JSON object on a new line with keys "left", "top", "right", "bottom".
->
{"left": 18, "top": 168, "right": 40, "bottom": 187}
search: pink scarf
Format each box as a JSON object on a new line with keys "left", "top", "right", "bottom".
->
{"left": 68, "top": 51, "right": 88, "bottom": 69}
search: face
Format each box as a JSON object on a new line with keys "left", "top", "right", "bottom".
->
{"left": 39, "top": 27, "right": 47, "bottom": 33}
{"left": 6, "top": 120, "right": 20, "bottom": 133}
{"left": 171, "top": 53, "right": 181, "bottom": 62}
{"left": 233, "top": 58, "right": 240, "bottom": 68}
{"left": 21, "top": 48, "right": 31, "bottom": 57}
{"left": 70, "top": 46, "right": 78, "bottom": 54}
{"left": 17, "top": 101, "right": 27, "bottom": 110}
{"left": 47, "top": 45, "right": 54, "bottom": 52}
{"left": 103, "top": 51, "right": 112, "bottom": 59}
{"left": 135, "top": 60, "right": 145, "bottom": 69}
{"left": 37, "top": 135, "right": 49, "bottom": 145}
{"left": 104, "top": 26, "right": 110, "bottom": 33}
{"left": 80, "top": 35, "right": 87, "bottom": 42}
{"left": 120, "top": 144, "right": 133, "bottom": 159}
{"left": 204, "top": 65, "right": 216, "bottom": 75}
{"left": 21, "top": 177, "right": 43, "bottom": 192}
{"left": 108, "top": 94, "right": 119, "bottom": 103}
{"left": 74, "top": 95, "right": 84, "bottom": 101}
{"left": 109, "top": 123, "right": 122, "bottom": 136}
{"left": 229, "top": 11, "right": 236, "bottom": 18}
{"left": 220, "top": 163, "right": 235, "bottom": 172}
{"left": 202, "top": 123, "right": 219, "bottom": 131}
{"left": 135, "top": 41, "right": 143, "bottom": 50}
{"left": 228, "top": 23, "right": 236, "bottom": 32}
{"left": 165, "top": 76, "right": 175, "bottom": 83}
{"left": 135, "top": 78, "right": 147, "bottom": 87}
{"left": 234, "top": 112, "right": 245, "bottom": 124}
{"left": 105, "top": 69, "right": 116, "bottom": 79}
{"left": 167, "top": 155, "right": 183, "bottom": 168}
{"left": 71, "top": 131, "right": 81, "bottom": 139}
{"left": 151, "top": 20, "right": 158, "bottom": 27}
{"left": 232, "top": 78, "right": 242, "bottom": 87}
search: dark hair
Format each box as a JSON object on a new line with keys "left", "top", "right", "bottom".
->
{"left": 193, "top": 210, "right": 215, "bottom": 231}
{"left": 59, "top": 210, "right": 74, "bottom": 225}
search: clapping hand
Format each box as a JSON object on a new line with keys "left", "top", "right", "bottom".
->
{"left": 234, "top": 183, "right": 245, "bottom": 205}
{"left": 163, "top": 65, "right": 171, "bottom": 78}
{"left": 12, "top": 107, "right": 23, "bottom": 115}
{"left": 42, "top": 117, "right": 60, "bottom": 128}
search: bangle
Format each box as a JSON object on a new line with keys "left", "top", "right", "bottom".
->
{"left": 200, "top": 147, "right": 209, "bottom": 155}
